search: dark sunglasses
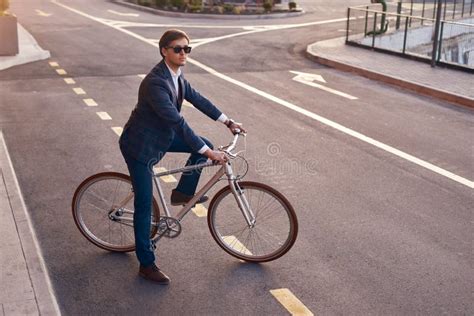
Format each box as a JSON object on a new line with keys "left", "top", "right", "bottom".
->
{"left": 167, "top": 45, "right": 192, "bottom": 54}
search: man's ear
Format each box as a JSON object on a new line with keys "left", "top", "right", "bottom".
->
{"left": 161, "top": 47, "right": 167, "bottom": 58}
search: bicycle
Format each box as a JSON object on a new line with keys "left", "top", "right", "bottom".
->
{"left": 72, "top": 132, "right": 298, "bottom": 262}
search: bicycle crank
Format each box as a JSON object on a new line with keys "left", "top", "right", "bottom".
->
{"left": 156, "top": 216, "right": 182, "bottom": 238}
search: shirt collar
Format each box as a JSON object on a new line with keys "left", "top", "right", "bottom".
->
{"left": 164, "top": 61, "right": 181, "bottom": 78}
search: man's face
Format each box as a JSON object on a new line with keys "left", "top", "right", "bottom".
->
{"left": 162, "top": 37, "right": 190, "bottom": 69}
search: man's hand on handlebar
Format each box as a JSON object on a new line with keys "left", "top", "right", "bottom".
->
{"left": 226, "top": 119, "right": 247, "bottom": 135}
{"left": 205, "top": 149, "right": 228, "bottom": 164}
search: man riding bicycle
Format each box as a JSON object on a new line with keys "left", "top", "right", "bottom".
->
{"left": 119, "top": 29, "right": 246, "bottom": 284}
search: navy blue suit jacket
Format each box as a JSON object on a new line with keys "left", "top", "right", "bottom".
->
{"left": 119, "top": 60, "right": 222, "bottom": 165}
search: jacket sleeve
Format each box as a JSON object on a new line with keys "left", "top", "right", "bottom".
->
{"left": 183, "top": 79, "right": 223, "bottom": 121}
{"left": 144, "top": 77, "right": 205, "bottom": 152}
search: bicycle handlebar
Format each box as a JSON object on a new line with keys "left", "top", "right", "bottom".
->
{"left": 218, "top": 130, "right": 246, "bottom": 158}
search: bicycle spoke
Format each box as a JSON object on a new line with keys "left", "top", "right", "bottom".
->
{"left": 210, "top": 183, "right": 297, "bottom": 262}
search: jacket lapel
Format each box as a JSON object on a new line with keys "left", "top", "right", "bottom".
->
{"left": 158, "top": 61, "right": 180, "bottom": 106}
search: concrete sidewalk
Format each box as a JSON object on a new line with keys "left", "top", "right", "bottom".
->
{"left": 0, "top": 24, "right": 59, "bottom": 315}
{"left": 306, "top": 37, "right": 474, "bottom": 108}
{"left": 0, "top": 23, "right": 50, "bottom": 71}
{"left": 0, "top": 133, "right": 60, "bottom": 316}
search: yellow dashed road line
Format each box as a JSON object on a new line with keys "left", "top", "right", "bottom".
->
{"left": 111, "top": 127, "right": 123, "bottom": 136}
{"left": 56, "top": 69, "right": 67, "bottom": 75}
{"left": 192, "top": 204, "right": 207, "bottom": 217}
{"left": 222, "top": 235, "right": 252, "bottom": 255}
{"left": 49, "top": 61, "right": 59, "bottom": 67}
{"left": 270, "top": 289, "right": 314, "bottom": 316}
{"left": 83, "top": 98, "right": 98, "bottom": 106}
{"left": 73, "top": 87, "right": 86, "bottom": 95}
{"left": 96, "top": 112, "right": 112, "bottom": 120}
{"left": 153, "top": 167, "right": 177, "bottom": 183}
{"left": 183, "top": 100, "right": 194, "bottom": 108}
{"left": 64, "top": 78, "right": 75, "bottom": 85}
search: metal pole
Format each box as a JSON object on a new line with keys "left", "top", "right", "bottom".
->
{"left": 437, "top": 21, "right": 445, "bottom": 62}
{"left": 461, "top": 0, "right": 465, "bottom": 17}
{"left": 396, "top": 2, "right": 402, "bottom": 29}
{"left": 346, "top": 7, "right": 351, "bottom": 42}
{"left": 443, "top": 0, "right": 447, "bottom": 20}
{"left": 453, "top": 0, "right": 457, "bottom": 19}
{"left": 471, "top": 0, "right": 473, "bottom": 16}
{"left": 403, "top": 16, "right": 409, "bottom": 54}
{"left": 432, "top": 0, "right": 443, "bottom": 67}
{"left": 409, "top": 0, "right": 414, "bottom": 26}
{"left": 372, "top": 12, "right": 378, "bottom": 48}
{"left": 421, "top": 0, "right": 426, "bottom": 25}
{"left": 364, "top": 6, "right": 369, "bottom": 35}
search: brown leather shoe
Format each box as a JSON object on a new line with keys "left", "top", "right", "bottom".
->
{"left": 170, "top": 189, "right": 209, "bottom": 206}
{"left": 139, "top": 264, "right": 170, "bottom": 284}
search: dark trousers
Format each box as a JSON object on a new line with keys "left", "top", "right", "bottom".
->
{"left": 122, "top": 135, "right": 213, "bottom": 266}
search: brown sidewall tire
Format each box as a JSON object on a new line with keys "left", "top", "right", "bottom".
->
{"left": 72, "top": 172, "right": 160, "bottom": 253}
{"left": 207, "top": 181, "right": 298, "bottom": 262}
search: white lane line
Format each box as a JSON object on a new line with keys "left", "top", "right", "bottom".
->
{"left": 107, "top": 9, "right": 139, "bottom": 17}
{"left": 111, "top": 127, "right": 123, "bottom": 136}
{"left": 64, "top": 78, "right": 75, "bottom": 84}
{"left": 51, "top": 0, "right": 474, "bottom": 189}
{"left": 36, "top": 9, "right": 52, "bottom": 17}
{"left": 96, "top": 17, "right": 349, "bottom": 30}
{"left": 73, "top": 87, "right": 86, "bottom": 95}
{"left": 0, "top": 131, "right": 62, "bottom": 316}
{"left": 153, "top": 167, "right": 177, "bottom": 183}
{"left": 55, "top": 69, "right": 67, "bottom": 75}
{"left": 83, "top": 98, "right": 98, "bottom": 106}
{"left": 137, "top": 74, "right": 146, "bottom": 79}
{"left": 187, "top": 58, "right": 474, "bottom": 189}
{"left": 270, "top": 288, "right": 314, "bottom": 316}
{"left": 222, "top": 235, "right": 252, "bottom": 255}
{"left": 49, "top": 61, "right": 59, "bottom": 67}
{"left": 96, "top": 111, "right": 112, "bottom": 120}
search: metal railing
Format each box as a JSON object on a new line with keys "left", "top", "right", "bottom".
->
{"left": 346, "top": 1, "right": 474, "bottom": 71}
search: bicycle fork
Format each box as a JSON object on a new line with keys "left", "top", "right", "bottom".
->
{"left": 226, "top": 164, "right": 256, "bottom": 228}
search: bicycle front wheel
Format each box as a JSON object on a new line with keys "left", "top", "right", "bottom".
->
{"left": 72, "top": 172, "right": 160, "bottom": 252}
{"left": 208, "top": 181, "right": 298, "bottom": 262}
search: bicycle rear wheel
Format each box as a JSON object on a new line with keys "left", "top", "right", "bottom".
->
{"left": 208, "top": 181, "right": 298, "bottom": 262}
{"left": 72, "top": 172, "right": 159, "bottom": 252}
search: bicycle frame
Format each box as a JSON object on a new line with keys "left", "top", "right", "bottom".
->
{"left": 153, "top": 159, "right": 256, "bottom": 226}
{"left": 112, "top": 133, "right": 257, "bottom": 234}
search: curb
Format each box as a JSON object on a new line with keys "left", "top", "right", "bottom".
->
{"left": 111, "top": 0, "right": 305, "bottom": 20}
{"left": 0, "top": 131, "right": 61, "bottom": 315}
{"left": 306, "top": 43, "right": 474, "bottom": 109}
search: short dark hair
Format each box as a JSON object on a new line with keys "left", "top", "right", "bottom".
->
{"left": 159, "top": 29, "right": 190, "bottom": 58}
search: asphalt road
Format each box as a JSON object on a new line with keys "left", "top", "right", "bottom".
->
{"left": 1, "top": 0, "right": 473, "bottom": 315}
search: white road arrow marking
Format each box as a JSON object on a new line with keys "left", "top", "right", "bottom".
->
{"left": 290, "top": 71, "right": 358, "bottom": 100}
{"left": 107, "top": 9, "right": 139, "bottom": 17}
{"left": 36, "top": 9, "right": 52, "bottom": 17}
